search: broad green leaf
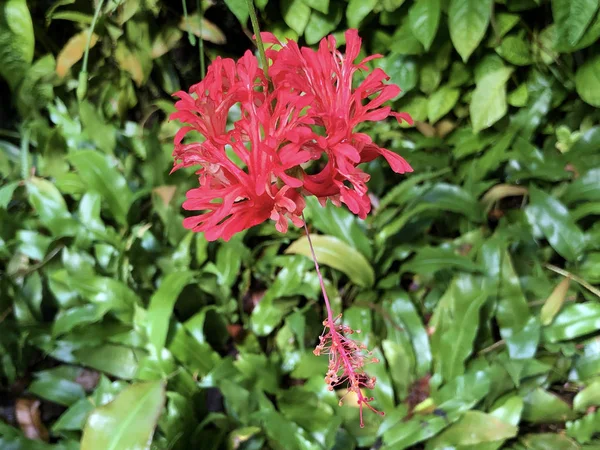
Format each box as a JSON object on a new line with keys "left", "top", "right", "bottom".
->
{"left": 28, "top": 366, "right": 86, "bottom": 407}
{"left": 383, "top": 290, "right": 432, "bottom": 377}
{"left": 540, "top": 277, "right": 570, "bottom": 326}
{"left": 470, "top": 66, "right": 513, "bottom": 133}
{"left": 574, "top": 380, "right": 600, "bottom": 412}
{"left": 552, "top": 0, "right": 600, "bottom": 46}
{"left": 69, "top": 150, "right": 133, "bottom": 227}
{"left": 224, "top": 0, "right": 249, "bottom": 25}
{"left": 575, "top": 54, "right": 600, "bottom": 107}
{"left": 496, "top": 33, "right": 534, "bottom": 66}
{"left": 377, "top": 53, "right": 418, "bottom": 98}
{"left": 409, "top": 0, "right": 441, "bottom": 50}
{"left": 544, "top": 303, "right": 600, "bottom": 343}
{"left": 285, "top": 234, "right": 375, "bottom": 287}
{"left": 146, "top": 271, "right": 196, "bottom": 354}
{"left": 526, "top": 186, "right": 585, "bottom": 262}
{"left": 302, "top": 0, "right": 329, "bottom": 14}
{"left": 426, "top": 411, "right": 518, "bottom": 449}
{"left": 251, "top": 256, "right": 318, "bottom": 336}
{"left": 427, "top": 86, "right": 460, "bottom": 123}
{"left": 304, "top": 1, "right": 343, "bottom": 45}
{"left": 0, "top": 0, "right": 34, "bottom": 90}
{"left": 402, "top": 246, "right": 480, "bottom": 275}
{"left": 27, "top": 177, "right": 78, "bottom": 237}
{"left": 75, "top": 345, "right": 145, "bottom": 380}
{"left": 0, "top": 180, "right": 19, "bottom": 209}
{"left": 306, "top": 197, "right": 372, "bottom": 260}
{"left": 520, "top": 433, "right": 580, "bottom": 450}
{"left": 430, "top": 274, "right": 487, "bottom": 381}
{"left": 347, "top": 0, "right": 377, "bottom": 28}
{"left": 566, "top": 409, "right": 600, "bottom": 444}
{"left": 479, "top": 238, "right": 536, "bottom": 359}
{"left": 448, "top": 0, "right": 494, "bottom": 62}
{"left": 562, "top": 168, "right": 600, "bottom": 204}
{"left": 81, "top": 381, "right": 166, "bottom": 450}
{"left": 390, "top": 18, "right": 425, "bottom": 55}
{"left": 384, "top": 369, "right": 491, "bottom": 448}
{"left": 522, "top": 388, "right": 576, "bottom": 422}
{"left": 281, "top": 0, "right": 311, "bottom": 35}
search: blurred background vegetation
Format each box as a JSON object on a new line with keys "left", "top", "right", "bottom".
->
{"left": 1, "top": 0, "right": 600, "bottom": 448}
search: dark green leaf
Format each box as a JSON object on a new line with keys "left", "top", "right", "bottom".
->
{"left": 69, "top": 151, "right": 133, "bottom": 227}
{"left": 526, "top": 186, "right": 585, "bottom": 262}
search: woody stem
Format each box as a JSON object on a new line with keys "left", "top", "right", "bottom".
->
{"left": 245, "top": 0, "right": 269, "bottom": 79}
{"left": 302, "top": 214, "right": 335, "bottom": 324}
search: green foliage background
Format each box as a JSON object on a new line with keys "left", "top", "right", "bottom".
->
{"left": 1, "top": 0, "right": 600, "bottom": 448}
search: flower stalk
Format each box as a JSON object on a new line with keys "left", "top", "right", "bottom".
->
{"left": 302, "top": 217, "right": 383, "bottom": 428}
{"left": 245, "top": 0, "right": 269, "bottom": 79}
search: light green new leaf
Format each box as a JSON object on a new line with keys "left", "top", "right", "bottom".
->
{"left": 409, "top": 0, "right": 441, "bottom": 50}
{"left": 428, "top": 86, "right": 460, "bottom": 123}
{"left": 224, "top": 0, "right": 249, "bottom": 25}
{"left": 346, "top": 0, "right": 377, "bottom": 29}
{"left": 470, "top": 66, "right": 513, "bottom": 132}
{"left": 575, "top": 54, "right": 600, "bottom": 107}
{"left": 0, "top": 0, "right": 34, "bottom": 91}
{"left": 285, "top": 234, "right": 375, "bottom": 287}
{"left": 302, "top": 0, "right": 329, "bottom": 14}
{"left": 281, "top": 0, "right": 311, "bottom": 35}
{"left": 526, "top": 186, "right": 585, "bottom": 262}
{"left": 81, "top": 381, "right": 166, "bottom": 450}
{"left": 449, "top": 0, "right": 493, "bottom": 62}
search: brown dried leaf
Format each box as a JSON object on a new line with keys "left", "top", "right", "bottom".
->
{"left": 481, "top": 184, "right": 528, "bottom": 211}
{"left": 178, "top": 14, "right": 226, "bottom": 45}
{"left": 115, "top": 42, "right": 144, "bottom": 87}
{"left": 153, "top": 186, "right": 177, "bottom": 206}
{"left": 151, "top": 27, "right": 183, "bottom": 59}
{"left": 56, "top": 30, "right": 98, "bottom": 78}
{"left": 15, "top": 398, "right": 49, "bottom": 442}
{"left": 415, "top": 121, "right": 436, "bottom": 138}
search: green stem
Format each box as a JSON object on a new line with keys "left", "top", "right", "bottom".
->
{"left": 78, "top": 0, "right": 105, "bottom": 100}
{"left": 245, "top": 0, "right": 269, "bottom": 79}
{"left": 197, "top": 0, "right": 205, "bottom": 78}
{"left": 20, "top": 127, "right": 30, "bottom": 180}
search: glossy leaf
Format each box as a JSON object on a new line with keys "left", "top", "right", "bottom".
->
{"left": 449, "top": 0, "right": 493, "bottom": 62}
{"left": 81, "top": 381, "right": 166, "bottom": 450}
{"left": 526, "top": 186, "right": 585, "bottom": 262}
{"left": 409, "top": 0, "right": 441, "bottom": 50}
{"left": 470, "top": 66, "right": 513, "bottom": 132}
{"left": 285, "top": 234, "right": 375, "bottom": 287}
